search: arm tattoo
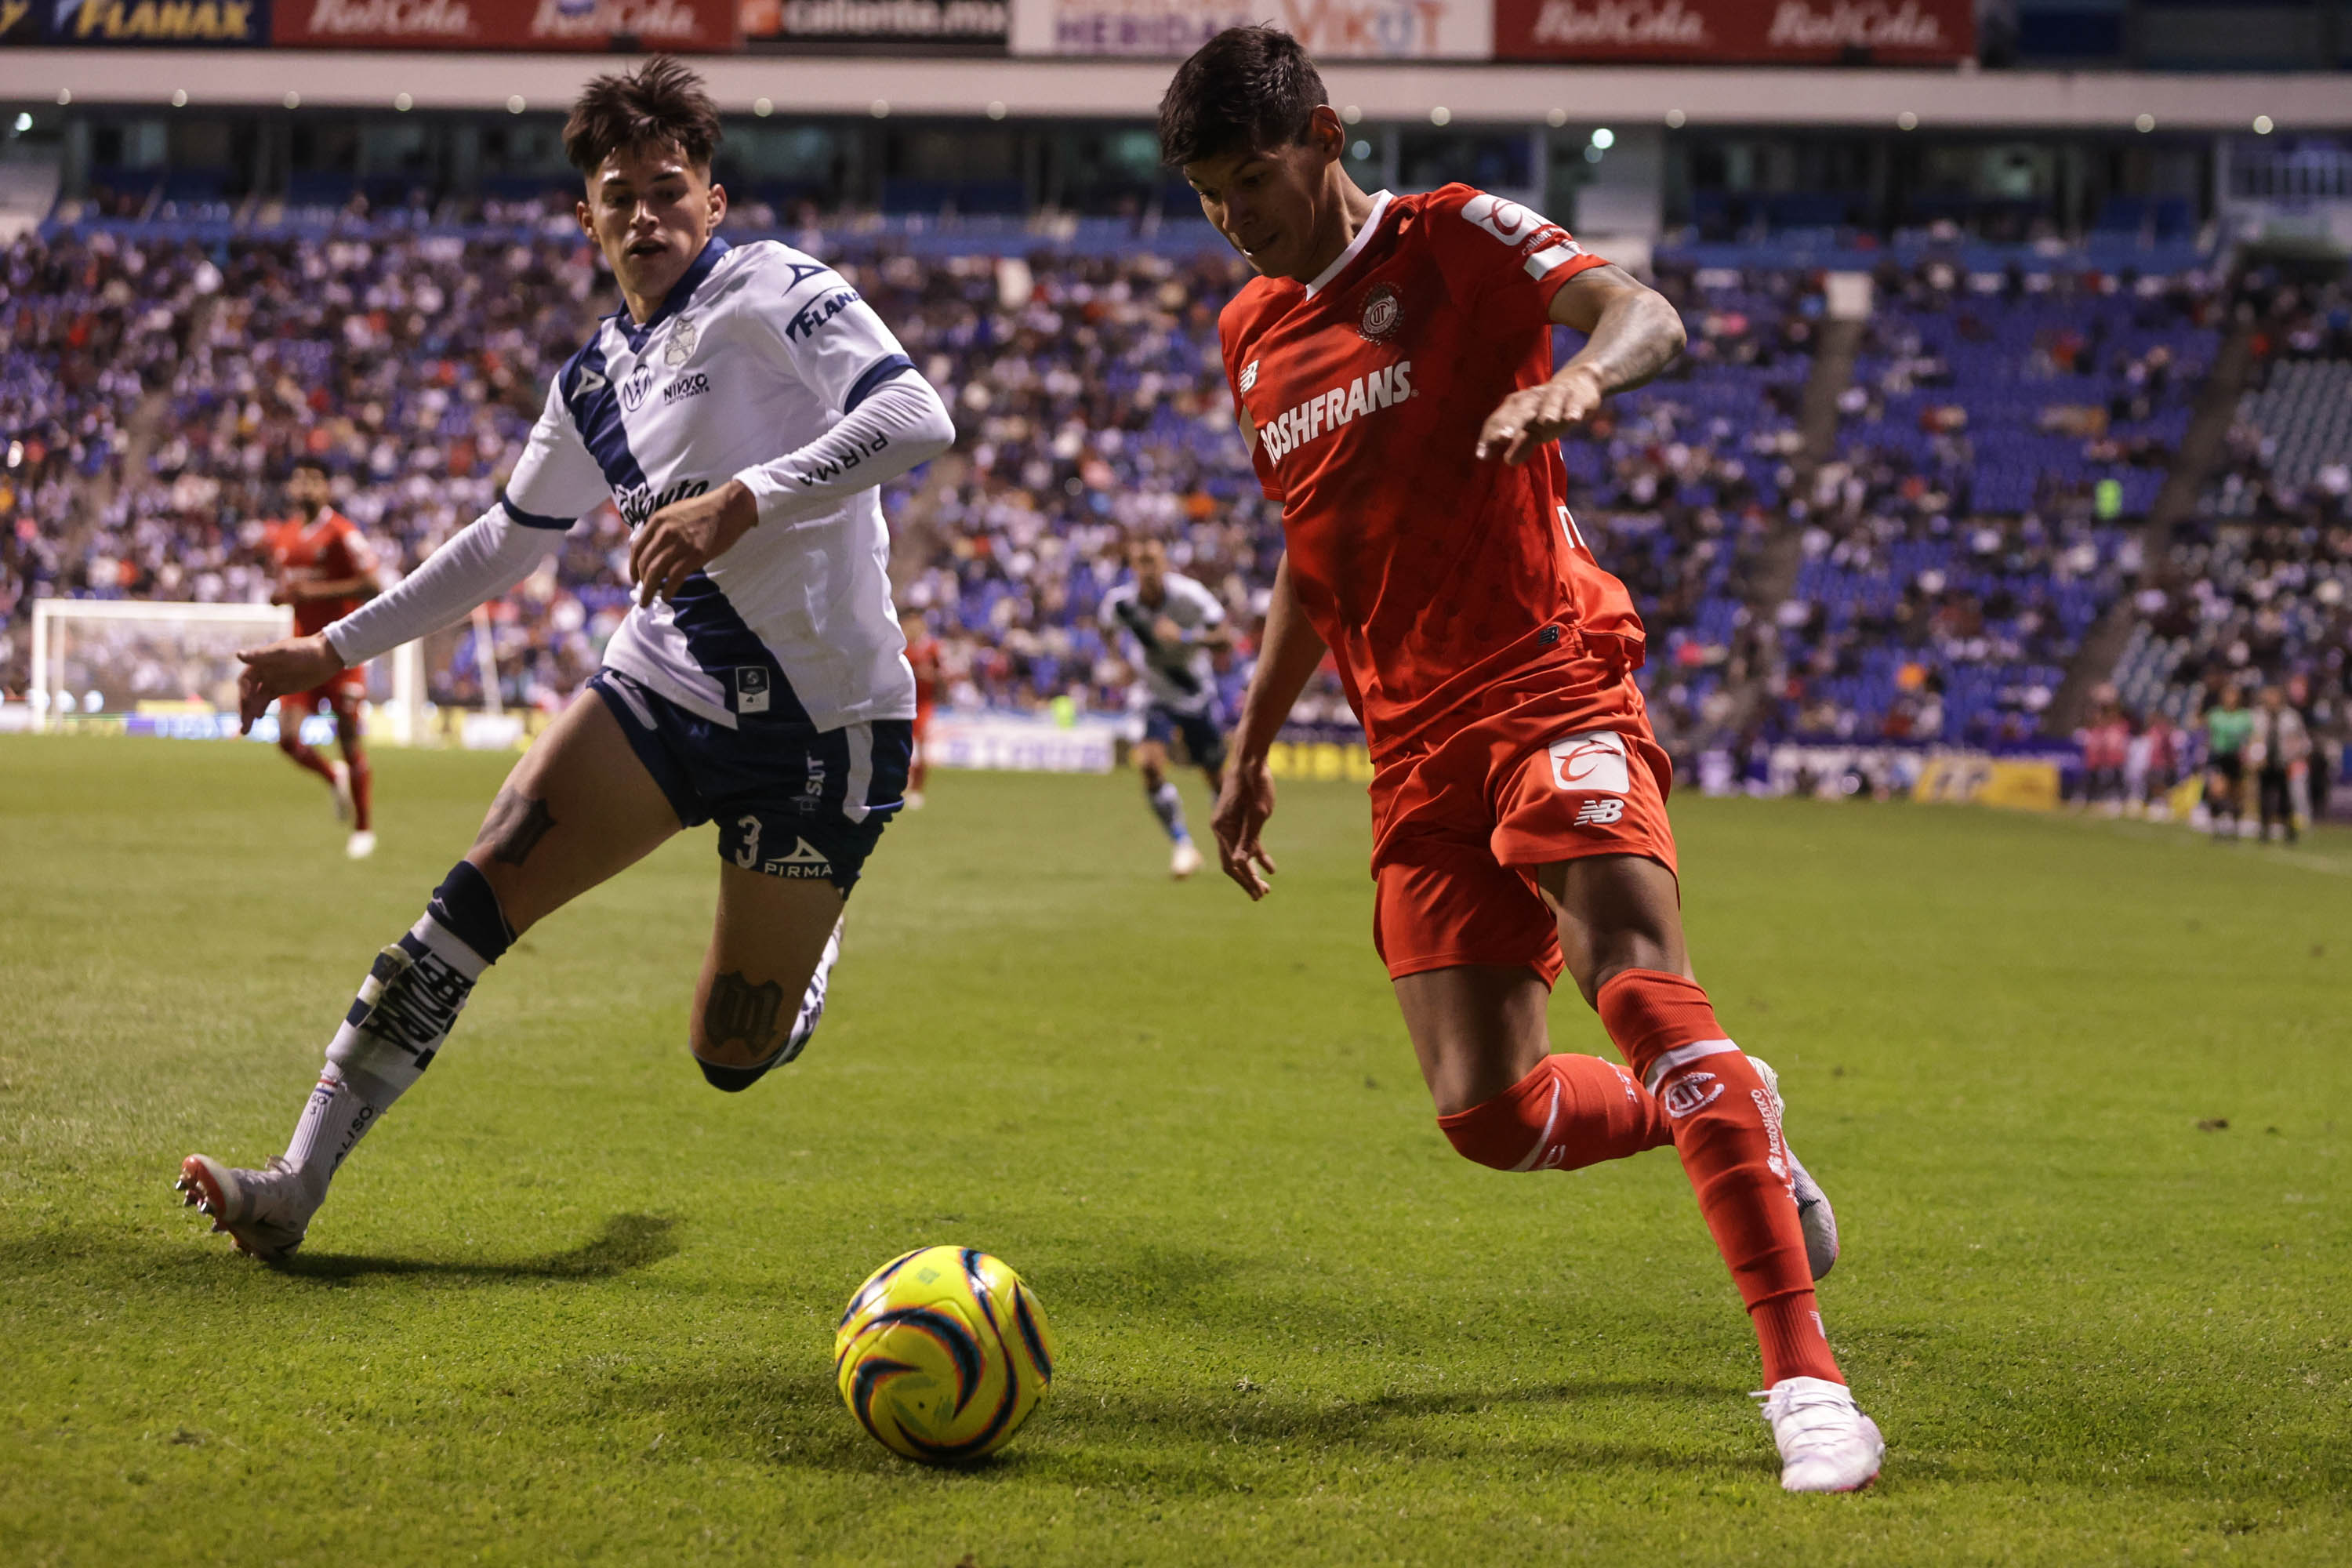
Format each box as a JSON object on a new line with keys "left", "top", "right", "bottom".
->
{"left": 703, "top": 971, "right": 787, "bottom": 1058}
{"left": 481, "top": 787, "right": 558, "bottom": 866}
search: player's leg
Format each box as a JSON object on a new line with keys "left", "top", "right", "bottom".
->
{"left": 906, "top": 706, "right": 931, "bottom": 809}
{"left": 275, "top": 691, "right": 339, "bottom": 788}
{"left": 690, "top": 868, "right": 848, "bottom": 1091}
{"left": 1539, "top": 851, "right": 1877, "bottom": 1489}
{"left": 686, "top": 717, "right": 910, "bottom": 1091}
{"left": 1133, "top": 713, "right": 1200, "bottom": 877}
{"left": 1376, "top": 830, "right": 1674, "bottom": 1181}
{"left": 180, "top": 688, "right": 681, "bottom": 1258}
{"left": 330, "top": 685, "right": 376, "bottom": 858}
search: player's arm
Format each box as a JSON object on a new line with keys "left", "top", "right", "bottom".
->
{"left": 234, "top": 383, "right": 603, "bottom": 732}
{"left": 630, "top": 260, "right": 956, "bottom": 606}
{"left": 1477, "top": 265, "right": 1687, "bottom": 466}
{"left": 1210, "top": 552, "right": 1327, "bottom": 902}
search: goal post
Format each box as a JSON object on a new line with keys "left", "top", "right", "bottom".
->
{"left": 27, "top": 598, "right": 430, "bottom": 743}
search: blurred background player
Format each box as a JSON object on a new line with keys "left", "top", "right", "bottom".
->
{"left": 2076, "top": 687, "right": 2130, "bottom": 816}
{"left": 2202, "top": 683, "right": 2254, "bottom": 839}
{"left": 1099, "top": 536, "right": 1232, "bottom": 879}
{"left": 267, "top": 458, "right": 383, "bottom": 858}
{"left": 903, "top": 608, "right": 940, "bottom": 809}
{"left": 1167, "top": 28, "right": 1879, "bottom": 1494}
{"left": 176, "top": 59, "right": 954, "bottom": 1262}
{"left": 2249, "top": 684, "right": 2310, "bottom": 844}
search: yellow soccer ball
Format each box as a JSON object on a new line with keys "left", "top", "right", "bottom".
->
{"left": 834, "top": 1245, "right": 1055, "bottom": 1465}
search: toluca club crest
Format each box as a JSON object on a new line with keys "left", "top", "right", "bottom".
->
{"left": 1359, "top": 283, "right": 1400, "bottom": 343}
{"left": 665, "top": 317, "right": 699, "bottom": 367}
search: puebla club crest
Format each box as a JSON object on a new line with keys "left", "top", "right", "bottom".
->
{"left": 665, "top": 316, "right": 699, "bottom": 367}
{"left": 1359, "top": 283, "right": 1400, "bottom": 343}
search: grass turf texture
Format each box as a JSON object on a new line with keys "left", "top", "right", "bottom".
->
{"left": 2, "top": 734, "right": 2347, "bottom": 1566}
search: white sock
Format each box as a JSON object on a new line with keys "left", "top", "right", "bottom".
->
{"left": 283, "top": 911, "right": 490, "bottom": 1209}
{"left": 281, "top": 1062, "right": 379, "bottom": 1208}
{"left": 1149, "top": 780, "right": 1189, "bottom": 842}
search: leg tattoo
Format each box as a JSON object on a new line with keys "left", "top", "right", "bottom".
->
{"left": 703, "top": 971, "right": 788, "bottom": 1061}
{"left": 481, "top": 787, "right": 558, "bottom": 866}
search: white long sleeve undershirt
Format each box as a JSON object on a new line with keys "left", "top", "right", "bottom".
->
{"left": 322, "top": 370, "right": 956, "bottom": 669}
{"left": 731, "top": 373, "right": 955, "bottom": 529}
{"left": 323, "top": 508, "right": 553, "bottom": 668}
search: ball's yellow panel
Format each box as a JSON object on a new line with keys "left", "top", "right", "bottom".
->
{"left": 835, "top": 1245, "right": 1054, "bottom": 1465}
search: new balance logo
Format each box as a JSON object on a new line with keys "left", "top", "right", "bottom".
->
{"left": 1574, "top": 798, "right": 1625, "bottom": 827}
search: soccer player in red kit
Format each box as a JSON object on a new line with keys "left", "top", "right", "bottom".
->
{"left": 267, "top": 458, "right": 383, "bottom": 858}
{"left": 1163, "top": 28, "right": 1883, "bottom": 1492}
{"left": 903, "top": 608, "right": 941, "bottom": 808}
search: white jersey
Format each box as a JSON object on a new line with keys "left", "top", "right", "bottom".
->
{"left": 1099, "top": 572, "right": 1225, "bottom": 715}
{"left": 499, "top": 236, "right": 920, "bottom": 731}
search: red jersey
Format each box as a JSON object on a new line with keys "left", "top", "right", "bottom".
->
{"left": 270, "top": 510, "right": 376, "bottom": 637}
{"left": 1219, "top": 184, "right": 1642, "bottom": 757}
{"left": 906, "top": 633, "right": 942, "bottom": 713}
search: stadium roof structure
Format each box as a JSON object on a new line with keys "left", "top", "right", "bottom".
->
{"left": 4, "top": 50, "right": 2351, "bottom": 131}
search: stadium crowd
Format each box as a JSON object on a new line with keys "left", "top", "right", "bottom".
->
{"left": 1759, "top": 263, "right": 2223, "bottom": 746}
{"left": 1, "top": 219, "right": 2340, "bottom": 821}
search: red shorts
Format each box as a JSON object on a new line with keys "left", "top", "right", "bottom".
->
{"left": 1367, "top": 679, "right": 1676, "bottom": 987}
{"left": 279, "top": 668, "right": 366, "bottom": 720}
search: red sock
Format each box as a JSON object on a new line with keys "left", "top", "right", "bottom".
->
{"left": 1437, "top": 1053, "right": 1672, "bottom": 1173}
{"left": 1596, "top": 968, "right": 1842, "bottom": 1387}
{"left": 347, "top": 750, "right": 373, "bottom": 832}
{"left": 278, "top": 736, "right": 336, "bottom": 783}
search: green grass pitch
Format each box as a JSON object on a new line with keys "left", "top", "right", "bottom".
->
{"left": 2, "top": 734, "right": 2348, "bottom": 1566}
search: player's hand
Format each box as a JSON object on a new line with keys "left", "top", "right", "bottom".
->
{"left": 269, "top": 575, "right": 307, "bottom": 607}
{"left": 1210, "top": 753, "right": 1279, "bottom": 901}
{"left": 1475, "top": 365, "right": 1606, "bottom": 466}
{"left": 630, "top": 480, "right": 759, "bottom": 608}
{"left": 234, "top": 633, "right": 344, "bottom": 735}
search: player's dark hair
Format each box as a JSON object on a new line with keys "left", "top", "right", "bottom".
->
{"left": 563, "top": 56, "right": 723, "bottom": 176}
{"left": 1157, "top": 26, "right": 1328, "bottom": 168}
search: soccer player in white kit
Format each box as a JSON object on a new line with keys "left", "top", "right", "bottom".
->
{"left": 1098, "top": 538, "right": 1232, "bottom": 879}
{"left": 177, "top": 60, "right": 957, "bottom": 1260}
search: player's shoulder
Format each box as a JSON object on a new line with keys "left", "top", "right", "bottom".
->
{"left": 1218, "top": 274, "right": 1296, "bottom": 344}
{"left": 716, "top": 237, "right": 852, "bottom": 304}
{"left": 1402, "top": 182, "right": 1559, "bottom": 245}
{"left": 1099, "top": 579, "right": 1138, "bottom": 607}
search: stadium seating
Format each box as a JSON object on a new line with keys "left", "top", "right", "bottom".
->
{"left": 1759, "top": 263, "right": 2222, "bottom": 742}
{"left": 0, "top": 220, "right": 2270, "bottom": 761}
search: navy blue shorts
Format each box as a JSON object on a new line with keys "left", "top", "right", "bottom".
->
{"left": 1142, "top": 702, "right": 1228, "bottom": 771}
{"left": 589, "top": 669, "right": 910, "bottom": 893}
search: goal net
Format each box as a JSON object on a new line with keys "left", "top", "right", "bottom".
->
{"left": 27, "top": 600, "right": 425, "bottom": 742}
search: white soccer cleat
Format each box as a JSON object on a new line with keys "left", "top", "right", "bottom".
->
{"left": 346, "top": 829, "right": 376, "bottom": 860}
{"left": 902, "top": 788, "right": 926, "bottom": 811}
{"left": 1756, "top": 1376, "right": 1884, "bottom": 1493}
{"left": 1748, "top": 1055, "right": 1838, "bottom": 1280}
{"left": 1171, "top": 839, "right": 1203, "bottom": 880}
{"left": 328, "top": 760, "right": 354, "bottom": 822}
{"left": 176, "top": 1154, "right": 315, "bottom": 1262}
